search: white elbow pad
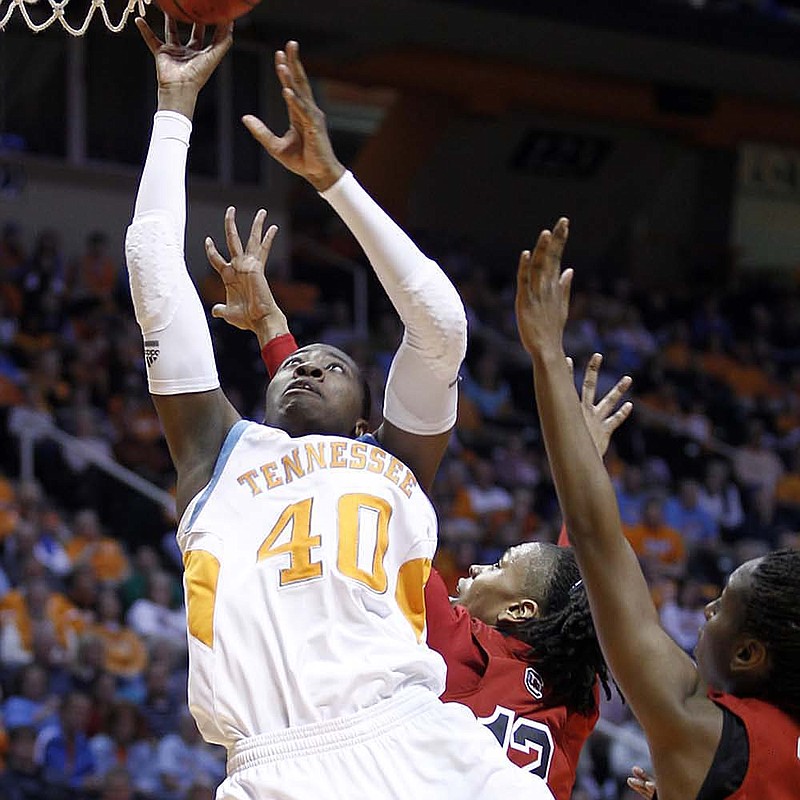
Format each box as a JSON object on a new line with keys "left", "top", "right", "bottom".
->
{"left": 125, "top": 213, "right": 219, "bottom": 395}
{"left": 383, "top": 339, "right": 462, "bottom": 436}
{"left": 382, "top": 290, "right": 467, "bottom": 436}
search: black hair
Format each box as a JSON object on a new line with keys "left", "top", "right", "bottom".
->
{"left": 496, "top": 546, "right": 612, "bottom": 716}
{"left": 741, "top": 549, "right": 800, "bottom": 722}
{"left": 359, "top": 374, "right": 372, "bottom": 424}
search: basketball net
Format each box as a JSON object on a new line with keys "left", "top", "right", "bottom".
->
{"left": 0, "top": 0, "right": 150, "bottom": 34}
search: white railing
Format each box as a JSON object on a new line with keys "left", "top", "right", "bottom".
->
{"left": 294, "top": 235, "right": 369, "bottom": 340}
{"left": 8, "top": 406, "right": 174, "bottom": 513}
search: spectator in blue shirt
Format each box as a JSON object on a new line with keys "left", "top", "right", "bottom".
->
{"left": 89, "top": 701, "right": 159, "bottom": 797}
{"left": 156, "top": 710, "right": 224, "bottom": 800}
{"left": 614, "top": 463, "right": 646, "bottom": 526}
{"left": 35, "top": 690, "right": 99, "bottom": 795}
{"left": 2, "top": 663, "right": 60, "bottom": 732}
{"left": 139, "top": 660, "right": 180, "bottom": 738}
{"left": 663, "top": 478, "right": 719, "bottom": 547}
{"left": 0, "top": 724, "right": 68, "bottom": 800}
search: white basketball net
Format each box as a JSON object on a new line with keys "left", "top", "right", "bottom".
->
{"left": 0, "top": 0, "right": 150, "bottom": 34}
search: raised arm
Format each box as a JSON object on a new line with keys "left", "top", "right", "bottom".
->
{"left": 126, "top": 18, "right": 240, "bottom": 517}
{"left": 243, "top": 42, "right": 467, "bottom": 491}
{"left": 515, "top": 220, "right": 722, "bottom": 798}
{"left": 558, "top": 354, "right": 632, "bottom": 547}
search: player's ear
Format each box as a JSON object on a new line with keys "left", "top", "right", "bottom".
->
{"left": 730, "top": 637, "right": 768, "bottom": 677}
{"left": 497, "top": 599, "right": 539, "bottom": 625}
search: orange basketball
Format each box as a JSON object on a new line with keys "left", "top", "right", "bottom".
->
{"left": 155, "top": 0, "right": 261, "bottom": 24}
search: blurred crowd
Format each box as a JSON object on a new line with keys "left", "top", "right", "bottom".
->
{"left": 661, "top": 0, "right": 794, "bottom": 18}
{"left": 0, "top": 217, "right": 799, "bottom": 799}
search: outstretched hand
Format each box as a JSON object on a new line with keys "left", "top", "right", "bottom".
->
{"left": 627, "top": 766, "right": 657, "bottom": 800}
{"left": 205, "top": 207, "right": 288, "bottom": 346}
{"left": 567, "top": 353, "right": 633, "bottom": 458}
{"left": 136, "top": 15, "right": 233, "bottom": 118}
{"left": 242, "top": 40, "right": 345, "bottom": 192}
{"left": 515, "top": 218, "right": 573, "bottom": 359}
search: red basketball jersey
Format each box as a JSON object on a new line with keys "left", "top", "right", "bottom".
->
{"left": 709, "top": 690, "right": 800, "bottom": 798}
{"left": 425, "top": 567, "right": 597, "bottom": 800}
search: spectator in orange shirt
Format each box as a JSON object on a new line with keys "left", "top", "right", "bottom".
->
{"left": 66, "top": 510, "right": 129, "bottom": 586}
{"left": 623, "top": 495, "right": 686, "bottom": 575}
{"left": 89, "top": 589, "right": 147, "bottom": 682}
{"left": 0, "top": 575, "right": 84, "bottom": 666}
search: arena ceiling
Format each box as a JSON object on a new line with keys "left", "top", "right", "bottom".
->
{"left": 237, "top": 0, "right": 800, "bottom": 104}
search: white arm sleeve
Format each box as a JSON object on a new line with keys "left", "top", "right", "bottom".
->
{"left": 321, "top": 172, "right": 467, "bottom": 435}
{"left": 125, "top": 111, "right": 219, "bottom": 396}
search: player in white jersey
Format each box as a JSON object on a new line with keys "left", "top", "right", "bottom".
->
{"left": 126, "top": 16, "right": 554, "bottom": 800}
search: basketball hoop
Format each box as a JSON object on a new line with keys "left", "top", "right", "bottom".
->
{"left": 0, "top": 0, "right": 150, "bottom": 34}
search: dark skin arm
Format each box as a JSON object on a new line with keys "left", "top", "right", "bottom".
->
{"left": 240, "top": 41, "right": 451, "bottom": 492}
{"left": 134, "top": 17, "right": 241, "bottom": 518}
{"left": 515, "top": 219, "right": 723, "bottom": 800}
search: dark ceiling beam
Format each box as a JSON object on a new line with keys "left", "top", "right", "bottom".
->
{"left": 305, "top": 48, "right": 800, "bottom": 150}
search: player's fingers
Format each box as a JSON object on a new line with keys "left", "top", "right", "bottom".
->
{"left": 135, "top": 17, "right": 163, "bottom": 55}
{"left": 274, "top": 57, "right": 300, "bottom": 97}
{"left": 516, "top": 249, "right": 532, "bottom": 301}
{"left": 211, "top": 20, "right": 233, "bottom": 47}
{"left": 547, "top": 217, "right": 569, "bottom": 276}
{"left": 204, "top": 237, "right": 229, "bottom": 274}
{"left": 286, "top": 40, "right": 315, "bottom": 102}
{"left": 165, "top": 15, "right": 179, "bottom": 46}
{"left": 258, "top": 224, "right": 280, "bottom": 267}
{"left": 211, "top": 303, "right": 228, "bottom": 319}
{"left": 582, "top": 353, "right": 602, "bottom": 406}
{"left": 188, "top": 23, "right": 205, "bottom": 50}
{"left": 626, "top": 778, "right": 648, "bottom": 799}
{"left": 242, "top": 115, "right": 284, "bottom": 155}
{"left": 277, "top": 78, "right": 313, "bottom": 125}
{"left": 530, "top": 230, "right": 551, "bottom": 277}
{"left": 224, "top": 207, "right": 244, "bottom": 258}
{"left": 596, "top": 374, "right": 633, "bottom": 417}
{"left": 605, "top": 401, "right": 634, "bottom": 433}
{"left": 246, "top": 209, "right": 267, "bottom": 254}
{"left": 559, "top": 266, "right": 574, "bottom": 316}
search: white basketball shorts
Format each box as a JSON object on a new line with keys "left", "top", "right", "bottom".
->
{"left": 218, "top": 685, "right": 554, "bottom": 800}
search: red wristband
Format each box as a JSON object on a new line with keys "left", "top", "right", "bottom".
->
{"left": 261, "top": 333, "right": 299, "bottom": 378}
{"left": 557, "top": 524, "right": 571, "bottom": 548}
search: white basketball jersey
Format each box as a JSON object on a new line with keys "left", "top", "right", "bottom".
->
{"left": 177, "top": 420, "right": 447, "bottom": 747}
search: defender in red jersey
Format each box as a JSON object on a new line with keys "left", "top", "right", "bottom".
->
{"left": 518, "top": 217, "right": 800, "bottom": 800}
{"left": 425, "top": 555, "right": 605, "bottom": 800}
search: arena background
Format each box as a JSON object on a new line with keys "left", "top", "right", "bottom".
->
{"left": 0, "top": 2, "right": 799, "bottom": 798}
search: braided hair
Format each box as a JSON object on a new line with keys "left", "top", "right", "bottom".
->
{"left": 496, "top": 544, "right": 612, "bottom": 716}
{"left": 741, "top": 549, "right": 800, "bottom": 722}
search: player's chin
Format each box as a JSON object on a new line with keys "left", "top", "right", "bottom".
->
{"left": 279, "top": 391, "right": 324, "bottom": 418}
{"left": 456, "top": 576, "right": 472, "bottom": 599}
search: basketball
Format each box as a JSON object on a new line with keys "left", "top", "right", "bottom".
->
{"left": 154, "top": 0, "right": 261, "bottom": 24}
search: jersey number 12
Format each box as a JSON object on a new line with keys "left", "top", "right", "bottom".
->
{"left": 479, "top": 705, "right": 555, "bottom": 781}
